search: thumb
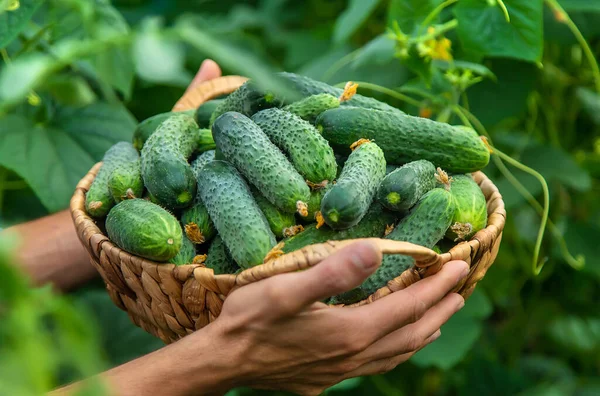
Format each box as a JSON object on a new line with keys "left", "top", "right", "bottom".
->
{"left": 185, "top": 59, "right": 222, "bottom": 93}
{"left": 262, "top": 240, "right": 382, "bottom": 316}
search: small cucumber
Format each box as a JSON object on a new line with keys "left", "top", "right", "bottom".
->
{"left": 316, "top": 107, "right": 490, "bottom": 173}
{"left": 320, "top": 140, "right": 386, "bottom": 230}
{"left": 376, "top": 160, "right": 438, "bottom": 213}
{"left": 251, "top": 108, "right": 337, "bottom": 185}
{"left": 105, "top": 198, "right": 183, "bottom": 262}
{"left": 196, "top": 160, "right": 277, "bottom": 269}
{"left": 283, "top": 94, "right": 340, "bottom": 124}
{"left": 108, "top": 158, "right": 144, "bottom": 203}
{"left": 180, "top": 200, "right": 216, "bottom": 245}
{"left": 168, "top": 235, "right": 197, "bottom": 266}
{"left": 445, "top": 174, "right": 488, "bottom": 241}
{"left": 85, "top": 141, "right": 139, "bottom": 218}
{"left": 133, "top": 110, "right": 195, "bottom": 151}
{"left": 250, "top": 185, "right": 297, "bottom": 239}
{"left": 195, "top": 99, "right": 224, "bottom": 128}
{"left": 212, "top": 112, "right": 310, "bottom": 216}
{"left": 300, "top": 185, "right": 331, "bottom": 225}
{"left": 190, "top": 150, "right": 216, "bottom": 177}
{"left": 141, "top": 113, "right": 200, "bottom": 210}
{"left": 205, "top": 235, "right": 240, "bottom": 275}
{"left": 282, "top": 203, "right": 397, "bottom": 254}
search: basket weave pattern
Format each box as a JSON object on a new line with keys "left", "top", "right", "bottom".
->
{"left": 70, "top": 76, "right": 506, "bottom": 345}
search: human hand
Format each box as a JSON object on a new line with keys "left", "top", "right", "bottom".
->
{"left": 206, "top": 240, "right": 469, "bottom": 395}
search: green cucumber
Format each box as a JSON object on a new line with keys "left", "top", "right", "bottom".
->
{"left": 376, "top": 160, "right": 438, "bottom": 213}
{"left": 105, "top": 198, "right": 183, "bottom": 262}
{"left": 282, "top": 93, "right": 341, "bottom": 124}
{"left": 168, "top": 235, "right": 197, "bottom": 266}
{"left": 386, "top": 164, "right": 398, "bottom": 175}
{"left": 331, "top": 188, "right": 456, "bottom": 304}
{"left": 282, "top": 203, "right": 397, "bottom": 254}
{"left": 140, "top": 113, "right": 200, "bottom": 210}
{"left": 316, "top": 107, "right": 490, "bottom": 173}
{"left": 300, "top": 185, "right": 331, "bottom": 225}
{"left": 108, "top": 158, "right": 144, "bottom": 203}
{"left": 191, "top": 150, "right": 216, "bottom": 178}
{"left": 445, "top": 174, "right": 488, "bottom": 241}
{"left": 320, "top": 140, "right": 386, "bottom": 230}
{"left": 212, "top": 112, "right": 310, "bottom": 215}
{"left": 133, "top": 110, "right": 195, "bottom": 151}
{"left": 195, "top": 99, "right": 224, "bottom": 128}
{"left": 180, "top": 200, "right": 216, "bottom": 245}
{"left": 251, "top": 108, "right": 337, "bottom": 185}
{"left": 205, "top": 235, "right": 240, "bottom": 275}
{"left": 196, "top": 160, "right": 277, "bottom": 269}
{"left": 85, "top": 141, "right": 139, "bottom": 218}
{"left": 250, "top": 185, "right": 297, "bottom": 239}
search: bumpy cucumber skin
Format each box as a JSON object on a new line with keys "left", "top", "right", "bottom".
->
{"left": 316, "top": 107, "right": 490, "bottom": 173}
{"left": 250, "top": 186, "right": 296, "bottom": 239}
{"left": 180, "top": 200, "right": 216, "bottom": 244}
{"left": 108, "top": 158, "right": 144, "bottom": 203}
{"left": 205, "top": 236, "right": 240, "bottom": 275}
{"left": 320, "top": 141, "right": 386, "bottom": 230}
{"left": 85, "top": 141, "right": 139, "bottom": 218}
{"left": 168, "top": 235, "right": 197, "bottom": 266}
{"left": 282, "top": 203, "right": 397, "bottom": 254}
{"left": 105, "top": 199, "right": 183, "bottom": 262}
{"left": 331, "top": 188, "right": 455, "bottom": 304}
{"left": 141, "top": 113, "right": 200, "bottom": 210}
{"left": 196, "top": 160, "right": 277, "bottom": 269}
{"left": 212, "top": 112, "right": 310, "bottom": 214}
{"left": 190, "top": 150, "right": 216, "bottom": 179}
{"left": 209, "top": 81, "right": 284, "bottom": 125}
{"left": 277, "top": 72, "right": 403, "bottom": 113}
{"left": 133, "top": 110, "right": 195, "bottom": 151}
{"left": 445, "top": 174, "right": 487, "bottom": 241}
{"left": 282, "top": 93, "right": 340, "bottom": 124}
{"left": 195, "top": 99, "right": 224, "bottom": 128}
{"left": 376, "top": 160, "right": 437, "bottom": 213}
{"left": 300, "top": 185, "right": 331, "bottom": 225}
{"left": 251, "top": 108, "right": 337, "bottom": 184}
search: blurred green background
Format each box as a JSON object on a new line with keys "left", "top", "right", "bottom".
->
{"left": 1, "top": 0, "right": 600, "bottom": 395}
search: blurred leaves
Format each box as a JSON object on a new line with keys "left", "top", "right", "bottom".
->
{"left": 0, "top": 0, "right": 44, "bottom": 48}
{"left": 576, "top": 87, "right": 600, "bottom": 125}
{"left": 0, "top": 102, "right": 135, "bottom": 212}
{"left": 387, "top": 0, "right": 443, "bottom": 34}
{"left": 454, "top": 0, "right": 544, "bottom": 63}
{"left": 547, "top": 316, "right": 600, "bottom": 354}
{"left": 333, "top": 0, "right": 381, "bottom": 44}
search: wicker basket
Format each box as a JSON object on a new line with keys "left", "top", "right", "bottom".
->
{"left": 70, "top": 75, "right": 506, "bottom": 345}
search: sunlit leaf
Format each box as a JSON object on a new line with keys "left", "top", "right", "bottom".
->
{"left": 333, "top": 0, "right": 381, "bottom": 44}
{"left": 387, "top": 0, "right": 444, "bottom": 34}
{"left": 454, "top": 0, "right": 544, "bottom": 63}
{"left": 0, "top": 0, "right": 44, "bottom": 48}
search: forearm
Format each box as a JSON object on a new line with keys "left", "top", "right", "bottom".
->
{"left": 1, "top": 209, "right": 98, "bottom": 291}
{"left": 50, "top": 324, "right": 238, "bottom": 396}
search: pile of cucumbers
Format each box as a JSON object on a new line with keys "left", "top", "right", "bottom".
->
{"left": 84, "top": 72, "right": 490, "bottom": 305}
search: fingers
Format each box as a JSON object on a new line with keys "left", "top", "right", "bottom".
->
{"left": 261, "top": 240, "right": 382, "bottom": 316}
{"left": 185, "top": 59, "right": 222, "bottom": 93}
{"left": 354, "top": 292, "right": 463, "bottom": 361}
{"left": 343, "top": 329, "right": 441, "bottom": 378}
{"left": 359, "top": 260, "right": 469, "bottom": 341}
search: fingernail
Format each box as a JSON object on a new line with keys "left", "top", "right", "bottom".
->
{"left": 352, "top": 241, "right": 380, "bottom": 270}
{"left": 431, "top": 330, "right": 441, "bottom": 342}
{"left": 456, "top": 297, "right": 465, "bottom": 310}
{"left": 459, "top": 262, "right": 469, "bottom": 280}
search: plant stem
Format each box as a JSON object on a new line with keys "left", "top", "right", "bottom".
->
{"left": 411, "top": 19, "right": 458, "bottom": 44}
{"left": 545, "top": 0, "right": 600, "bottom": 93}
{"left": 419, "top": 0, "right": 458, "bottom": 33}
{"left": 349, "top": 81, "right": 423, "bottom": 107}
{"left": 497, "top": 0, "right": 511, "bottom": 23}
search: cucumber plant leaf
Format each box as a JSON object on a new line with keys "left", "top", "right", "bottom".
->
{"left": 333, "top": 0, "right": 382, "bottom": 44}
{"left": 453, "top": 0, "right": 544, "bottom": 63}
{"left": 558, "top": 0, "right": 600, "bottom": 12}
{"left": 0, "top": 0, "right": 44, "bottom": 49}
{"left": 0, "top": 102, "right": 136, "bottom": 213}
{"left": 387, "top": 0, "right": 444, "bottom": 34}
{"left": 351, "top": 34, "right": 395, "bottom": 68}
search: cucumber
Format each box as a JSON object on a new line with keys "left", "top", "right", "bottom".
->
{"left": 300, "top": 185, "right": 331, "bottom": 225}
{"left": 205, "top": 235, "right": 240, "bottom": 275}
{"left": 331, "top": 188, "right": 456, "bottom": 304}
{"left": 133, "top": 110, "right": 195, "bottom": 151}
{"left": 283, "top": 93, "right": 341, "bottom": 124}
{"left": 386, "top": 164, "right": 398, "bottom": 175}
{"left": 376, "top": 160, "right": 438, "bottom": 213}
{"left": 105, "top": 198, "right": 183, "bottom": 262}
{"left": 168, "top": 235, "right": 197, "bottom": 266}
{"left": 85, "top": 141, "right": 139, "bottom": 218}
{"left": 445, "top": 174, "right": 488, "bottom": 241}
{"left": 195, "top": 99, "right": 224, "bottom": 128}
{"left": 251, "top": 108, "right": 337, "bottom": 185}
{"left": 140, "top": 113, "right": 200, "bottom": 210}
{"left": 282, "top": 203, "right": 397, "bottom": 254}
{"left": 190, "top": 150, "right": 216, "bottom": 178}
{"left": 250, "top": 185, "right": 297, "bottom": 239}
{"left": 212, "top": 112, "right": 311, "bottom": 216}
{"left": 316, "top": 107, "right": 490, "bottom": 173}
{"left": 180, "top": 200, "right": 216, "bottom": 245}
{"left": 320, "top": 140, "right": 386, "bottom": 230}
{"left": 196, "top": 160, "right": 277, "bottom": 269}
{"left": 195, "top": 128, "right": 217, "bottom": 154}
{"left": 108, "top": 158, "right": 144, "bottom": 203}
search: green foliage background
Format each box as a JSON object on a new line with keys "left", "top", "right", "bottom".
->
{"left": 1, "top": 0, "right": 600, "bottom": 395}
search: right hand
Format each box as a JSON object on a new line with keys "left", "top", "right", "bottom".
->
{"left": 207, "top": 240, "right": 469, "bottom": 395}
